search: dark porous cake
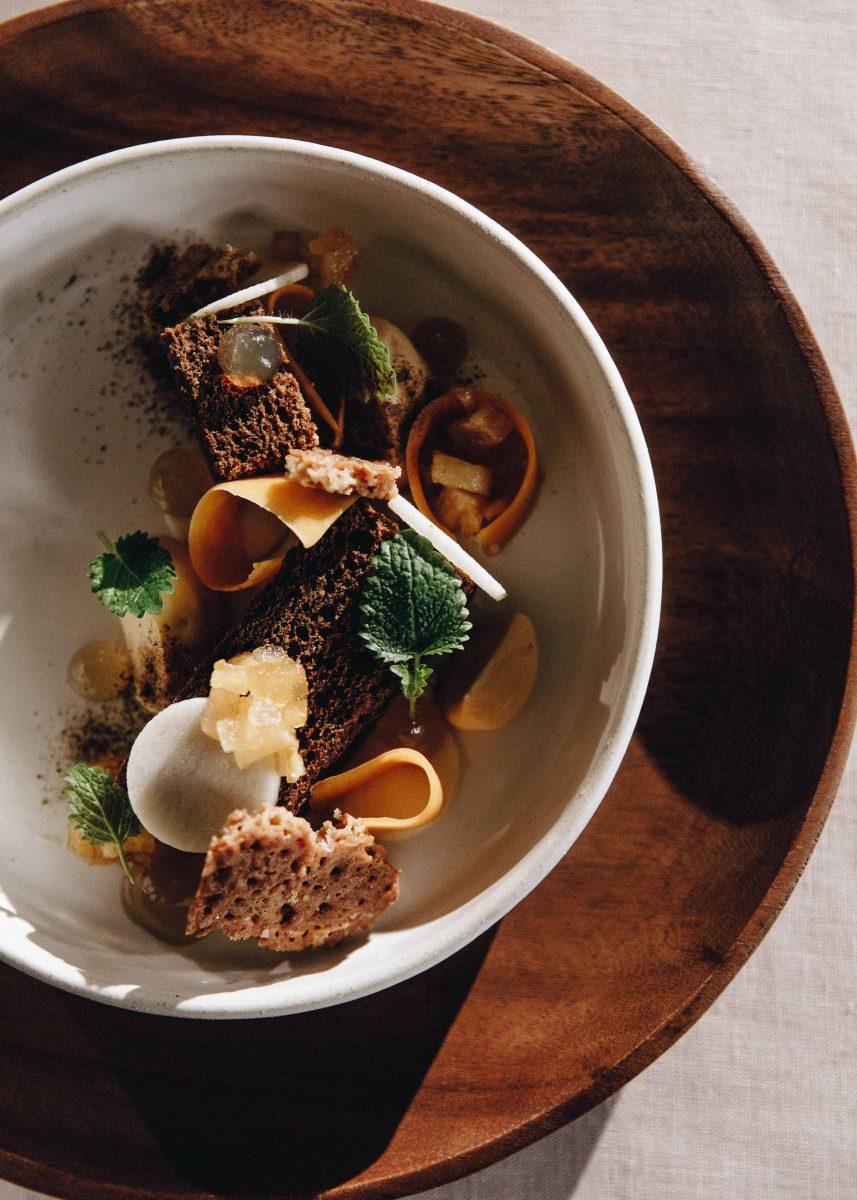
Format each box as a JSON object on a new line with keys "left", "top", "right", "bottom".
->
{"left": 343, "top": 368, "right": 425, "bottom": 467}
{"left": 140, "top": 242, "right": 260, "bottom": 331}
{"left": 163, "top": 307, "right": 319, "bottom": 480}
{"left": 178, "top": 500, "right": 400, "bottom": 813}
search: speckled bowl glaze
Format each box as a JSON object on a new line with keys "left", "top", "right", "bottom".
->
{"left": 0, "top": 136, "right": 660, "bottom": 1017}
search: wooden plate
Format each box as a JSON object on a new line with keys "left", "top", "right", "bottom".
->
{"left": 1, "top": 1, "right": 854, "bottom": 1197}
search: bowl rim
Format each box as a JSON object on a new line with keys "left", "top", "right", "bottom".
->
{"left": 0, "top": 133, "right": 662, "bottom": 1017}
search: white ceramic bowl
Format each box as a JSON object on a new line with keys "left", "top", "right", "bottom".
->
{"left": 0, "top": 136, "right": 660, "bottom": 1017}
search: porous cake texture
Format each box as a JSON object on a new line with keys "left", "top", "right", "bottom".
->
{"left": 178, "top": 501, "right": 401, "bottom": 812}
{"left": 285, "top": 447, "right": 401, "bottom": 499}
{"left": 186, "top": 807, "right": 399, "bottom": 950}
{"left": 163, "top": 308, "right": 318, "bottom": 480}
{"left": 141, "top": 242, "right": 260, "bottom": 330}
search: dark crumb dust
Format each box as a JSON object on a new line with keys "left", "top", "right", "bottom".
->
{"left": 58, "top": 695, "right": 150, "bottom": 784}
{"left": 104, "top": 271, "right": 195, "bottom": 444}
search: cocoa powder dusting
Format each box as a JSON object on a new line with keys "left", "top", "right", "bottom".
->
{"left": 61, "top": 696, "right": 149, "bottom": 781}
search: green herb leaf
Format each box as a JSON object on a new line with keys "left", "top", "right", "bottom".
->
{"left": 298, "top": 284, "right": 396, "bottom": 406}
{"left": 391, "top": 659, "right": 434, "bottom": 703}
{"left": 88, "top": 531, "right": 176, "bottom": 618}
{"left": 65, "top": 764, "right": 141, "bottom": 883}
{"left": 359, "top": 530, "right": 471, "bottom": 717}
{"left": 226, "top": 285, "right": 396, "bottom": 406}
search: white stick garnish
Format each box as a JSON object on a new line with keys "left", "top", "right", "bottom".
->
{"left": 388, "top": 493, "right": 507, "bottom": 602}
{"left": 189, "top": 263, "right": 310, "bottom": 318}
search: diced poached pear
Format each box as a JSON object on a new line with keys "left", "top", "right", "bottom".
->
{"left": 447, "top": 402, "right": 513, "bottom": 454}
{"left": 199, "top": 686, "right": 238, "bottom": 738}
{"left": 200, "top": 645, "right": 308, "bottom": 777}
{"left": 209, "top": 659, "right": 253, "bottom": 696}
{"left": 306, "top": 227, "right": 357, "bottom": 286}
{"left": 434, "top": 485, "right": 487, "bottom": 538}
{"left": 430, "top": 451, "right": 493, "bottom": 497}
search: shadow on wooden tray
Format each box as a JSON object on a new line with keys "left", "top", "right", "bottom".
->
{"left": 418, "top": 1097, "right": 618, "bottom": 1200}
{"left": 634, "top": 547, "right": 851, "bottom": 827}
{"left": 55, "top": 927, "right": 498, "bottom": 1197}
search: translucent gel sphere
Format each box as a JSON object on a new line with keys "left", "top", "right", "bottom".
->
{"left": 217, "top": 323, "right": 283, "bottom": 387}
{"left": 67, "top": 640, "right": 131, "bottom": 702}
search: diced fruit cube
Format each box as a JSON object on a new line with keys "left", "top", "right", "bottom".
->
{"left": 228, "top": 698, "right": 295, "bottom": 768}
{"left": 210, "top": 655, "right": 254, "bottom": 696}
{"left": 483, "top": 495, "right": 510, "bottom": 522}
{"left": 201, "top": 646, "right": 307, "bottom": 778}
{"left": 199, "top": 686, "right": 238, "bottom": 738}
{"left": 434, "top": 486, "right": 486, "bottom": 538}
{"left": 248, "top": 648, "right": 308, "bottom": 720}
{"left": 447, "top": 402, "right": 514, "bottom": 454}
{"left": 306, "top": 227, "right": 357, "bottom": 286}
{"left": 271, "top": 745, "right": 305, "bottom": 783}
{"left": 430, "top": 451, "right": 493, "bottom": 497}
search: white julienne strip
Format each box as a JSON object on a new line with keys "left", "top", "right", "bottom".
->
{"left": 388, "top": 493, "right": 507, "bottom": 602}
{"left": 189, "top": 263, "right": 310, "bottom": 317}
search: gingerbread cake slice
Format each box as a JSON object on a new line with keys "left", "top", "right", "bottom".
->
{"left": 162, "top": 308, "right": 319, "bottom": 480}
{"left": 177, "top": 500, "right": 400, "bottom": 813}
{"left": 140, "top": 242, "right": 261, "bottom": 331}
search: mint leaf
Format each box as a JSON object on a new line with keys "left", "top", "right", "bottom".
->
{"left": 391, "top": 659, "right": 434, "bottom": 703}
{"left": 88, "top": 531, "right": 176, "bottom": 618}
{"left": 65, "top": 764, "right": 141, "bottom": 883}
{"left": 298, "top": 285, "right": 395, "bottom": 406}
{"left": 226, "top": 285, "right": 396, "bottom": 406}
{"left": 359, "top": 531, "right": 470, "bottom": 716}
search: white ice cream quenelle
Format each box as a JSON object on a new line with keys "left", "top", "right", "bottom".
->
{"left": 126, "top": 697, "right": 280, "bottom": 853}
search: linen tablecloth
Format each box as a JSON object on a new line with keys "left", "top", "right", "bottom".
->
{"left": 0, "top": 1, "right": 854, "bottom": 1197}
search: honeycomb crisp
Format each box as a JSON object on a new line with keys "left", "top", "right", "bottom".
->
{"left": 285, "top": 447, "right": 401, "bottom": 499}
{"left": 162, "top": 307, "right": 318, "bottom": 481}
{"left": 186, "top": 807, "right": 399, "bottom": 950}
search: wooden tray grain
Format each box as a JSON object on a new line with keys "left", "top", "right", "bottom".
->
{"left": 1, "top": 2, "right": 855, "bottom": 1197}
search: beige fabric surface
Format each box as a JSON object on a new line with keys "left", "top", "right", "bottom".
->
{"left": 421, "top": 4, "right": 857, "bottom": 1198}
{"left": 0, "top": 1, "right": 854, "bottom": 1198}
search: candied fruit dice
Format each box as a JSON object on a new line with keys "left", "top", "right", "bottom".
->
{"left": 252, "top": 644, "right": 287, "bottom": 663}
{"left": 200, "top": 686, "right": 240, "bottom": 738}
{"left": 214, "top": 715, "right": 242, "bottom": 754}
{"left": 272, "top": 745, "right": 306, "bottom": 782}
{"left": 67, "top": 820, "right": 155, "bottom": 865}
{"left": 447, "top": 403, "right": 513, "bottom": 454}
{"left": 483, "top": 495, "right": 510, "bottom": 522}
{"left": 204, "top": 646, "right": 307, "bottom": 772}
{"left": 429, "top": 451, "right": 490, "bottom": 496}
{"left": 232, "top": 722, "right": 296, "bottom": 769}
{"left": 306, "top": 227, "right": 357, "bottom": 287}
{"left": 244, "top": 695, "right": 288, "bottom": 730}
{"left": 210, "top": 657, "right": 254, "bottom": 695}
{"left": 434, "top": 486, "right": 486, "bottom": 538}
{"left": 430, "top": 451, "right": 493, "bottom": 497}
{"left": 256, "top": 666, "right": 308, "bottom": 717}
